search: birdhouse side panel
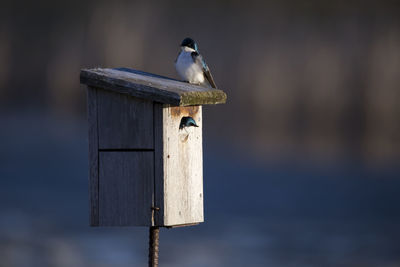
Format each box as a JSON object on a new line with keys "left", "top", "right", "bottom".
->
{"left": 97, "top": 89, "right": 154, "bottom": 149}
{"left": 153, "top": 103, "right": 164, "bottom": 226}
{"left": 87, "top": 87, "right": 99, "bottom": 226}
{"left": 98, "top": 151, "right": 154, "bottom": 226}
{"left": 162, "top": 105, "right": 204, "bottom": 226}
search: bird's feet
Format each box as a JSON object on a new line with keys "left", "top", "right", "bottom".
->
{"left": 184, "top": 80, "right": 201, "bottom": 86}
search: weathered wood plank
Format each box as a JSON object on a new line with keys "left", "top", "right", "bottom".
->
{"left": 153, "top": 103, "right": 164, "bottom": 226}
{"left": 80, "top": 68, "right": 227, "bottom": 106}
{"left": 98, "top": 151, "right": 154, "bottom": 226}
{"left": 161, "top": 105, "right": 204, "bottom": 226}
{"left": 97, "top": 89, "right": 153, "bottom": 149}
{"left": 87, "top": 87, "right": 99, "bottom": 226}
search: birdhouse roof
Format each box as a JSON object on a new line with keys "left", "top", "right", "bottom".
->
{"left": 80, "top": 68, "right": 227, "bottom": 106}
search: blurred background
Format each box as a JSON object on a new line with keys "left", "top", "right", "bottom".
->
{"left": 1, "top": 0, "right": 400, "bottom": 266}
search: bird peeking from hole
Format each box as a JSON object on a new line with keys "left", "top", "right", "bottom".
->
{"left": 175, "top": 37, "right": 217, "bottom": 89}
{"left": 179, "top": 116, "right": 199, "bottom": 136}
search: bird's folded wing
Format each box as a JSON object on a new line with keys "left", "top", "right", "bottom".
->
{"left": 191, "top": 51, "right": 217, "bottom": 89}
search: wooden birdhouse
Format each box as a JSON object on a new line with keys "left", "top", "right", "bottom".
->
{"left": 80, "top": 68, "right": 227, "bottom": 227}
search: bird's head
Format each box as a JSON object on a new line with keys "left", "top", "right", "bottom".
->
{"left": 181, "top": 37, "right": 198, "bottom": 51}
{"left": 179, "top": 116, "right": 199, "bottom": 130}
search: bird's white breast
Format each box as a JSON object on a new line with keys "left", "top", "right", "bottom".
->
{"left": 175, "top": 48, "right": 204, "bottom": 84}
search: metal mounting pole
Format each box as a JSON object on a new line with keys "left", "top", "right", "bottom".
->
{"left": 149, "top": 226, "right": 160, "bottom": 267}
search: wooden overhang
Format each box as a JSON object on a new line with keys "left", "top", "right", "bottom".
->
{"left": 80, "top": 68, "right": 227, "bottom": 106}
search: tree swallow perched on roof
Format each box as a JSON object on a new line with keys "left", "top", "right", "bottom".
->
{"left": 175, "top": 37, "right": 217, "bottom": 88}
{"left": 179, "top": 116, "right": 199, "bottom": 130}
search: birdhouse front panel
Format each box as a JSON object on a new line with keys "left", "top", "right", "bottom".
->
{"left": 154, "top": 105, "right": 204, "bottom": 227}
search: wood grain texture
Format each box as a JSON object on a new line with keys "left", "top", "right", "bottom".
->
{"left": 97, "top": 89, "right": 153, "bottom": 149}
{"left": 98, "top": 151, "right": 154, "bottom": 226}
{"left": 161, "top": 105, "right": 204, "bottom": 226}
{"left": 80, "top": 68, "right": 227, "bottom": 106}
{"left": 87, "top": 87, "right": 99, "bottom": 226}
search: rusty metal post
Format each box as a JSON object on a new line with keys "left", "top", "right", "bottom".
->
{"left": 149, "top": 226, "right": 160, "bottom": 267}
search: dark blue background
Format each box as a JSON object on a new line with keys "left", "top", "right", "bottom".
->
{"left": 1, "top": 1, "right": 400, "bottom": 266}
